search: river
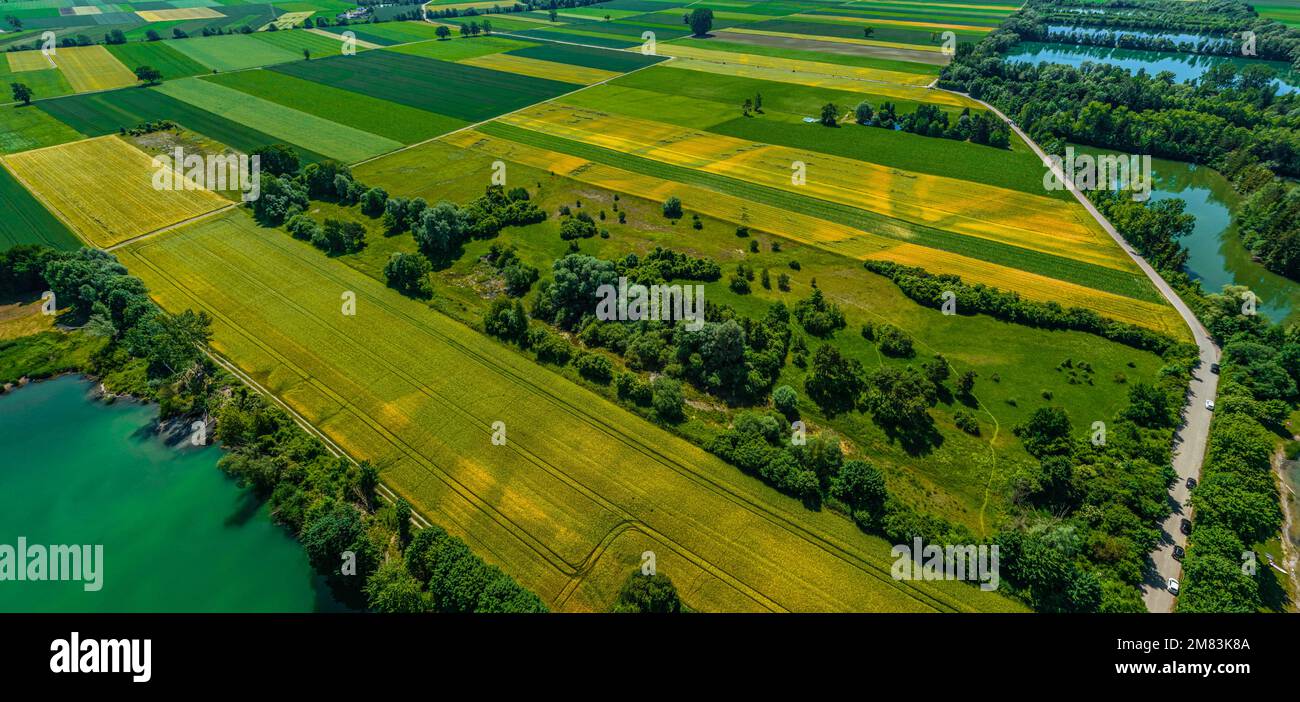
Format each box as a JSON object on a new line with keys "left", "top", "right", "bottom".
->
{"left": 1008, "top": 41, "right": 1300, "bottom": 94}
{"left": 0, "top": 376, "right": 345, "bottom": 612}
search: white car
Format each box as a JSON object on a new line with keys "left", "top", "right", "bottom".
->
{"left": 1168, "top": 577, "right": 1180, "bottom": 596}
{"left": 1205, "top": 399, "right": 1215, "bottom": 411}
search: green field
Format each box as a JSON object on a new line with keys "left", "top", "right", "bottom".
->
{"left": 0, "top": 104, "right": 84, "bottom": 155}
{"left": 35, "top": 87, "right": 329, "bottom": 163}
{"left": 270, "top": 50, "right": 582, "bottom": 121}
{"left": 105, "top": 41, "right": 209, "bottom": 81}
{"left": 202, "top": 69, "right": 466, "bottom": 145}
{"left": 1, "top": 58, "right": 74, "bottom": 102}
{"left": 385, "top": 35, "right": 540, "bottom": 61}
{"left": 117, "top": 208, "right": 1026, "bottom": 613}
{"left": 168, "top": 33, "right": 302, "bottom": 71}
{"left": 0, "top": 164, "right": 79, "bottom": 251}
{"left": 509, "top": 28, "right": 644, "bottom": 48}
{"left": 663, "top": 36, "right": 942, "bottom": 74}
{"left": 749, "top": 18, "right": 987, "bottom": 46}
{"left": 505, "top": 41, "right": 667, "bottom": 71}
{"left": 250, "top": 27, "right": 358, "bottom": 57}
{"left": 154, "top": 77, "right": 401, "bottom": 162}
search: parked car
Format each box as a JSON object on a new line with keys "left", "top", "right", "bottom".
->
{"left": 1180, "top": 518, "right": 1193, "bottom": 535}
{"left": 1172, "top": 545, "right": 1185, "bottom": 561}
{"left": 1205, "top": 399, "right": 1215, "bottom": 411}
{"left": 1168, "top": 577, "right": 1180, "bottom": 596}
{"left": 1186, "top": 477, "right": 1197, "bottom": 489}
{"left": 1210, "top": 363, "right": 1220, "bottom": 374}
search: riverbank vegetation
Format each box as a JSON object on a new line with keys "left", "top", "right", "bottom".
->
{"left": 0, "top": 243, "right": 545, "bottom": 613}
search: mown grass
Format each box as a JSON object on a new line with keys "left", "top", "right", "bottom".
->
{"left": 118, "top": 208, "right": 1025, "bottom": 613}
{"left": 0, "top": 104, "right": 83, "bottom": 155}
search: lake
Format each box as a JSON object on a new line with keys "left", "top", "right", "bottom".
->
{"left": 1008, "top": 41, "right": 1300, "bottom": 94}
{"left": 0, "top": 375, "right": 345, "bottom": 612}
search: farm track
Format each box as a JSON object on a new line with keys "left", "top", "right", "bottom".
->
{"left": 124, "top": 219, "right": 998, "bottom": 612}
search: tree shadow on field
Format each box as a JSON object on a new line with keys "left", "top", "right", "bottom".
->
{"left": 875, "top": 415, "right": 944, "bottom": 457}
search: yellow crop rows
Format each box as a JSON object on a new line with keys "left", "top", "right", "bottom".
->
{"left": 459, "top": 53, "right": 620, "bottom": 85}
{"left": 135, "top": 7, "right": 224, "bottom": 21}
{"left": 50, "top": 45, "right": 137, "bottom": 92}
{"left": 719, "top": 27, "right": 948, "bottom": 52}
{"left": 2, "top": 135, "right": 229, "bottom": 249}
{"left": 499, "top": 103, "right": 1135, "bottom": 271}
{"left": 6, "top": 51, "right": 55, "bottom": 72}
{"left": 653, "top": 41, "right": 937, "bottom": 86}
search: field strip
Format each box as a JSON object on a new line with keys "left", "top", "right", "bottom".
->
{"left": 459, "top": 52, "right": 621, "bottom": 84}
{"left": 650, "top": 40, "right": 936, "bottom": 85}
{"left": 662, "top": 58, "right": 975, "bottom": 105}
{"left": 135, "top": 7, "right": 224, "bottom": 21}
{"left": 500, "top": 102, "right": 1133, "bottom": 270}
{"left": 7, "top": 51, "right": 56, "bottom": 72}
{"left": 154, "top": 78, "right": 402, "bottom": 163}
{"left": 121, "top": 214, "right": 1018, "bottom": 611}
{"left": 50, "top": 45, "right": 138, "bottom": 93}
{"left": 791, "top": 13, "right": 994, "bottom": 32}
{"left": 720, "top": 27, "right": 948, "bottom": 52}
{"left": 304, "top": 27, "right": 383, "bottom": 49}
{"left": 845, "top": 0, "right": 1019, "bottom": 11}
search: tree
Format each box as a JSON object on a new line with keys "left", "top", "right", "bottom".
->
{"left": 687, "top": 8, "right": 713, "bottom": 37}
{"left": 1014, "top": 406, "right": 1073, "bottom": 459}
{"left": 854, "top": 100, "right": 874, "bottom": 125}
{"left": 772, "top": 384, "right": 798, "bottom": 418}
{"left": 365, "top": 559, "right": 429, "bottom": 613}
{"left": 145, "top": 29, "right": 161, "bottom": 41}
{"left": 804, "top": 344, "right": 865, "bottom": 415}
{"left": 436, "top": 24, "right": 451, "bottom": 40}
{"left": 413, "top": 201, "right": 469, "bottom": 261}
{"left": 395, "top": 499, "right": 413, "bottom": 548}
{"left": 133, "top": 65, "right": 162, "bottom": 86}
{"left": 662, "top": 196, "right": 683, "bottom": 219}
{"left": 383, "top": 252, "right": 433, "bottom": 299}
{"left": 863, "top": 365, "right": 936, "bottom": 428}
{"left": 251, "top": 143, "right": 299, "bottom": 177}
{"left": 612, "top": 571, "right": 682, "bottom": 613}
{"left": 303, "top": 48, "right": 311, "bottom": 61}
{"left": 820, "top": 102, "right": 838, "bottom": 127}
{"left": 955, "top": 369, "right": 977, "bottom": 398}
{"left": 1123, "top": 381, "right": 1173, "bottom": 428}
{"left": 10, "top": 82, "right": 32, "bottom": 106}
{"left": 652, "top": 376, "right": 685, "bottom": 422}
{"left": 863, "top": 26, "right": 874, "bottom": 39}
{"left": 831, "top": 459, "right": 886, "bottom": 515}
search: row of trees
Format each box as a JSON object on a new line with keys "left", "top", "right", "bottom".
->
{"left": 853, "top": 101, "right": 1012, "bottom": 148}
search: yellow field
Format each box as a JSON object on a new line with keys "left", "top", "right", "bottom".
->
{"left": 1, "top": 136, "right": 229, "bottom": 248}
{"left": 50, "top": 45, "right": 137, "bottom": 92}
{"left": 459, "top": 53, "right": 620, "bottom": 84}
{"left": 792, "top": 13, "right": 992, "bottom": 32}
{"left": 262, "top": 10, "right": 313, "bottom": 30}
{"left": 71, "top": 5, "right": 102, "bottom": 15}
{"left": 437, "top": 128, "right": 1182, "bottom": 335}
{"left": 7, "top": 51, "right": 55, "bottom": 72}
{"left": 500, "top": 103, "right": 1133, "bottom": 270}
{"left": 866, "top": 244, "right": 1185, "bottom": 336}
{"left": 852, "top": 0, "right": 1018, "bottom": 10}
{"left": 135, "top": 7, "right": 224, "bottom": 21}
{"left": 117, "top": 210, "right": 1026, "bottom": 612}
{"left": 720, "top": 27, "right": 947, "bottom": 52}
{"left": 654, "top": 42, "right": 936, "bottom": 86}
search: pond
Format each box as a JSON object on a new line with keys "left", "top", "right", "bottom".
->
{"left": 1008, "top": 41, "right": 1300, "bottom": 94}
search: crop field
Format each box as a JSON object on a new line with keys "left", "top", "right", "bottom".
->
{"left": 662, "top": 36, "right": 941, "bottom": 74}
{"left": 154, "top": 78, "right": 401, "bottom": 163}
{"left": 0, "top": 164, "right": 79, "bottom": 250}
{"left": 385, "top": 35, "right": 540, "bottom": 62}
{"left": 249, "top": 27, "right": 354, "bottom": 57}
{"left": 201, "top": 70, "right": 466, "bottom": 145}
{"left": 1, "top": 135, "right": 228, "bottom": 248}
{"left": 0, "top": 105, "right": 84, "bottom": 155}
{"left": 652, "top": 41, "right": 939, "bottom": 87}
{"left": 504, "top": 42, "right": 666, "bottom": 72}
{"left": 105, "top": 41, "right": 208, "bottom": 80}
{"left": 460, "top": 53, "right": 622, "bottom": 85}
{"left": 1257, "top": 1, "right": 1300, "bottom": 26}
{"left": 117, "top": 209, "right": 1025, "bottom": 613}
{"left": 35, "top": 86, "right": 330, "bottom": 163}
{"left": 168, "top": 33, "right": 301, "bottom": 71}
{"left": 49, "top": 45, "right": 140, "bottom": 92}
{"left": 270, "top": 50, "right": 582, "bottom": 121}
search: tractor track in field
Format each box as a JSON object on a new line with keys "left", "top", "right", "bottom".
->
{"left": 124, "top": 219, "right": 981, "bottom": 613}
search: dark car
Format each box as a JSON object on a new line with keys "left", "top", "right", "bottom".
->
{"left": 1180, "top": 518, "right": 1193, "bottom": 535}
{"left": 1210, "top": 363, "right": 1220, "bottom": 374}
{"left": 1186, "top": 477, "right": 1197, "bottom": 490}
{"left": 1172, "top": 545, "right": 1185, "bottom": 561}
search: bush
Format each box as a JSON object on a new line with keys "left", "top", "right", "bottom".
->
{"left": 772, "top": 384, "right": 798, "bottom": 418}
{"left": 574, "top": 352, "right": 613, "bottom": 385}
{"left": 652, "top": 376, "right": 685, "bottom": 422}
{"left": 662, "top": 196, "right": 683, "bottom": 219}
{"left": 954, "top": 410, "right": 979, "bottom": 435}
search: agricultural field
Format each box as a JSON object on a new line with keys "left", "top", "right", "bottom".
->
{"left": 0, "top": 165, "right": 79, "bottom": 250}
{"left": 116, "top": 208, "right": 1026, "bottom": 613}
{"left": 1, "top": 135, "right": 228, "bottom": 248}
